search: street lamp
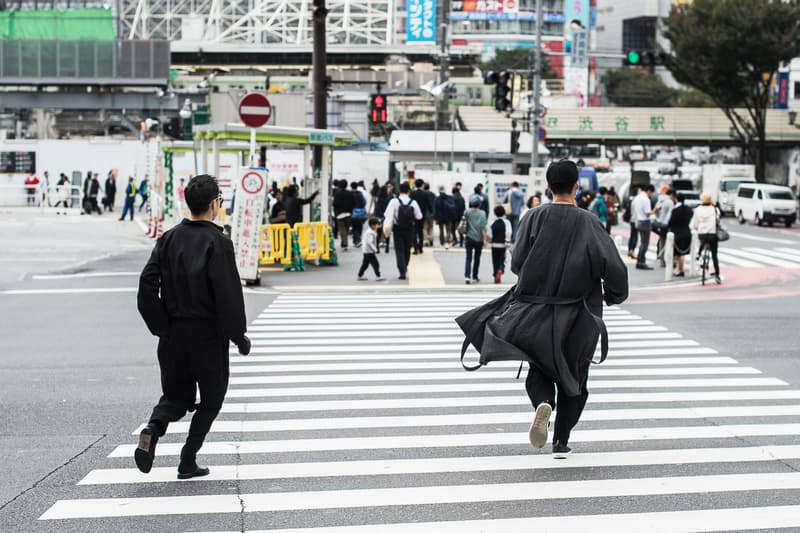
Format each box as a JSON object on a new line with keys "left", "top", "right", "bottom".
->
{"left": 179, "top": 98, "right": 198, "bottom": 176}
{"left": 420, "top": 80, "right": 453, "bottom": 169}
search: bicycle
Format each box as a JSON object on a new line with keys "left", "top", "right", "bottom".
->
{"left": 698, "top": 238, "right": 721, "bottom": 285}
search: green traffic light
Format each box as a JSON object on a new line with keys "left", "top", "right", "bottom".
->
{"left": 627, "top": 51, "right": 641, "bottom": 65}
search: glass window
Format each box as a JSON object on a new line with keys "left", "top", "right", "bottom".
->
{"left": 757, "top": 190, "right": 763, "bottom": 200}
{"left": 722, "top": 180, "right": 745, "bottom": 192}
{"left": 795, "top": 81, "right": 800, "bottom": 99}
{"left": 738, "top": 188, "right": 754, "bottom": 199}
{"left": 767, "top": 191, "right": 795, "bottom": 200}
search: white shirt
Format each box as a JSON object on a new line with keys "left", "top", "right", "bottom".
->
{"left": 691, "top": 204, "right": 718, "bottom": 234}
{"left": 632, "top": 191, "right": 652, "bottom": 224}
{"left": 383, "top": 193, "right": 423, "bottom": 224}
{"left": 657, "top": 196, "right": 674, "bottom": 225}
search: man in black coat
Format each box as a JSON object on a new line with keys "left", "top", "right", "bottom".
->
{"left": 104, "top": 171, "right": 117, "bottom": 212}
{"left": 136, "top": 174, "right": 251, "bottom": 479}
{"left": 332, "top": 180, "right": 355, "bottom": 250}
{"left": 451, "top": 182, "right": 466, "bottom": 247}
{"left": 283, "top": 184, "right": 319, "bottom": 227}
{"left": 511, "top": 160, "right": 628, "bottom": 458}
{"left": 410, "top": 179, "right": 431, "bottom": 253}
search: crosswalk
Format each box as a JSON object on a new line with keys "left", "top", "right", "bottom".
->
{"left": 622, "top": 242, "right": 800, "bottom": 269}
{"left": 40, "top": 292, "right": 800, "bottom": 531}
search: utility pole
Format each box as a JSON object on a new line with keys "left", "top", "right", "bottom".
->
{"left": 531, "top": 0, "right": 543, "bottom": 170}
{"left": 312, "top": 0, "right": 328, "bottom": 164}
{"left": 312, "top": 0, "right": 328, "bottom": 220}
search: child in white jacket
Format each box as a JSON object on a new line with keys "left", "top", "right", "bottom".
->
{"left": 358, "top": 217, "right": 385, "bottom": 281}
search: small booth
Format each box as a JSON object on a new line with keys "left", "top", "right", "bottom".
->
{"left": 154, "top": 123, "right": 353, "bottom": 283}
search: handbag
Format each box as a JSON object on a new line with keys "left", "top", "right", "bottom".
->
{"left": 352, "top": 207, "right": 368, "bottom": 220}
{"left": 716, "top": 221, "right": 730, "bottom": 242}
{"left": 458, "top": 213, "right": 468, "bottom": 235}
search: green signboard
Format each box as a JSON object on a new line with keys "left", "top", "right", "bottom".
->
{"left": 308, "top": 132, "right": 336, "bottom": 145}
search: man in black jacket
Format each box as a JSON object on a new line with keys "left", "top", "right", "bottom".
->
{"left": 283, "top": 184, "right": 319, "bottom": 227}
{"left": 136, "top": 174, "right": 251, "bottom": 479}
{"left": 511, "top": 160, "right": 628, "bottom": 458}
{"left": 332, "top": 180, "right": 355, "bottom": 250}
{"left": 410, "top": 179, "right": 431, "bottom": 253}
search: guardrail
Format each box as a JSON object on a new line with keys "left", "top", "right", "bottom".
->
{"left": 259, "top": 222, "right": 333, "bottom": 268}
{"left": 0, "top": 183, "right": 81, "bottom": 211}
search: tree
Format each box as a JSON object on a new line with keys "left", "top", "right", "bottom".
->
{"left": 662, "top": 0, "right": 800, "bottom": 181}
{"left": 479, "top": 47, "right": 557, "bottom": 80}
{"left": 601, "top": 69, "right": 676, "bottom": 107}
{"left": 673, "top": 89, "right": 716, "bottom": 108}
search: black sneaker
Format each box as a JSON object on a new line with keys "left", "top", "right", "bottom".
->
{"left": 177, "top": 464, "right": 211, "bottom": 480}
{"left": 635, "top": 264, "right": 654, "bottom": 270}
{"left": 552, "top": 440, "right": 571, "bottom": 459}
{"left": 134, "top": 424, "right": 159, "bottom": 473}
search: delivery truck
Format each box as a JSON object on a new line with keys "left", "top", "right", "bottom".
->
{"left": 701, "top": 164, "right": 756, "bottom": 215}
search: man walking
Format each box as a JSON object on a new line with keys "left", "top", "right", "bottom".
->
{"left": 503, "top": 181, "right": 525, "bottom": 242}
{"left": 451, "top": 182, "right": 466, "bottom": 247}
{"left": 511, "top": 159, "right": 628, "bottom": 457}
{"left": 119, "top": 177, "right": 137, "bottom": 221}
{"left": 136, "top": 174, "right": 251, "bottom": 479}
{"left": 632, "top": 184, "right": 658, "bottom": 270}
{"left": 410, "top": 179, "right": 430, "bottom": 253}
{"left": 434, "top": 185, "right": 455, "bottom": 248}
{"left": 138, "top": 175, "right": 150, "bottom": 212}
{"left": 104, "top": 171, "right": 117, "bottom": 212}
{"left": 383, "top": 181, "right": 422, "bottom": 280}
{"left": 333, "top": 180, "right": 354, "bottom": 251}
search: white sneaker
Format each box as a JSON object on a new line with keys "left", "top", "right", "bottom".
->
{"left": 528, "top": 402, "right": 552, "bottom": 449}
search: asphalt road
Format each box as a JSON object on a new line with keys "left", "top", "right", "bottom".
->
{"left": 1, "top": 210, "right": 799, "bottom": 532}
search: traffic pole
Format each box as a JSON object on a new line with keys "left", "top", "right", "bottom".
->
{"left": 531, "top": 0, "right": 543, "bottom": 170}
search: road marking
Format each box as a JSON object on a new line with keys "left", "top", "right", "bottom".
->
{"left": 245, "top": 337, "right": 689, "bottom": 349}
{"left": 107, "top": 423, "right": 800, "bottom": 459}
{"left": 743, "top": 247, "right": 800, "bottom": 263}
{"left": 80, "top": 445, "right": 800, "bottom": 486}
{"left": 775, "top": 247, "right": 800, "bottom": 257}
{"left": 30, "top": 271, "right": 140, "bottom": 280}
{"left": 726, "top": 231, "right": 796, "bottom": 244}
{"left": 228, "top": 353, "right": 731, "bottom": 366}
{"left": 145, "top": 404, "right": 800, "bottom": 436}
{"left": 245, "top": 329, "right": 680, "bottom": 341}
{"left": 38, "top": 472, "right": 800, "bottom": 519}
{"left": 241, "top": 344, "right": 707, "bottom": 356}
{"left": 0, "top": 287, "right": 137, "bottom": 295}
{"left": 175, "top": 506, "right": 800, "bottom": 532}
{"left": 715, "top": 251, "right": 763, "bottom": 267}
{"left": 718, "top": 248, "right": 800, "bottom": 268}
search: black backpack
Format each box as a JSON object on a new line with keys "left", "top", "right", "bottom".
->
{"left": 395, "top": 198, "right": 416, "bottom": 229}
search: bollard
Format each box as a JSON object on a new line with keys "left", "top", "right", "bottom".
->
{"left": 664, "top": 232, "right": 674, "bottom": 282}
{"left": 688, "top": 231, "right": 699, "bottom": 277}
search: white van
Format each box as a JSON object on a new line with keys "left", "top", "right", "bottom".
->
{"left": 735, "top": 184, "right": 797, "bottom": 227}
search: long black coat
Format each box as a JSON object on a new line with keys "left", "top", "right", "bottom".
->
{"left": 457, "top": 203, "right": 628, "bottom": 396}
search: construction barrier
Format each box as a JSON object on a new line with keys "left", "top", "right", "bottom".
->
{"left": 294, "top": 222, "right": 332, "bottom": 262}
{"left": 259, "top": 223, "right": 293, "bottom": 265}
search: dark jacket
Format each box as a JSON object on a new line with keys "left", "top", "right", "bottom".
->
{"left": 452, "top": 189, "right": 466, "bottom": 220}
{"left": 89, "top": 178, "right": 100, "bottom": 197}
{"left": 333, "top": 187, "right": 355, "bottom": 216}
{"left": 284, "top": 191, "right": 318, "bottom": 227}
{"left": 411, "top": 188, "right": 432, "bottom": 218}
{"left": 434, "top": 192, "right": 456, "bottom": 224}
{"left": 376, "top": 192, "right": 394, "bottom": 218}
{"left": 457, "top": 204, "right": 628, "bottom": 396}
{"left": 138, "top": 219, "right": 247, "bottom": 346}
{"left": 105, "top": 178, "right": 116, "bottom": 199}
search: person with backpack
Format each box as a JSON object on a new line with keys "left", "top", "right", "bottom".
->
{"left": 434, "top": 185, "right": 456, "bottom": 248}
{"left": 383, "top": 181, "right": 422, "bottom": 280}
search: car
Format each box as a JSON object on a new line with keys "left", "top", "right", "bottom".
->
{"left": 734, "top": 183, "right": 797, "bottom": 227}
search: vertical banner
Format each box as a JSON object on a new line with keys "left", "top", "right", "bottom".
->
{"left": 231, "top": 169, "right": 267, "bottom": 281}
{"left": 407, "top": 0, "right": 436, "bottom": 43}
{"left": 776, "top": 69, "right": 790, "bottom": 109}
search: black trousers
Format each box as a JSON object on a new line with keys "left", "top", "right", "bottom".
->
{"left": 414, "top": 219, "right": 424, "bottom": 252}
{"left": 491, "top": 247, "right": 506, "bottom": 275}
{"left": 148, "top": 320, "right": 229, "bottom": 466}
{"left": 525, "top": 364, "right": 589, "bottom": 446}
{"left": 358, "top": 253, "right": 381, "bottom": 277}
{"left": 393, "top": 228, "right": 414, "bottom": 276}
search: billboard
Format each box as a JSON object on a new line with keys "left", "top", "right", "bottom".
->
{"left": 407, "top": 0, "right": 437, "bottom": 43}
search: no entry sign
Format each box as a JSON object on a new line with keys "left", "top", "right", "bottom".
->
{"left": 238, "top": 92, "right": 272, "bottom": 128}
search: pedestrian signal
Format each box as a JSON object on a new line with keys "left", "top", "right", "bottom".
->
{"left": 494, "top": 71, "right": 513, "bottom": 112}
{"left": 370, "top": 94, "right": 387, "bottom": 124}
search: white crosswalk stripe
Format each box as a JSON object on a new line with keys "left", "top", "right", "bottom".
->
{"left": 620, "top": 241, "right": 800, "bottom": 269}
{"left": 40, "top": 293, "right": 800, "bottom": 531}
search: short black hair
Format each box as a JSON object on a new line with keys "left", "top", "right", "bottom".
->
{"left": 677, "top": 192, "right": 685, "bottom": 203}
{"left": 350, "top": 181, "right": 359, "bottom": 190}
{"left": 546, "top": 160, "right": 579, "bottom": 195}
{"left": 399, "top": 181, "right": 410, "bottom": 194}
{"left": 494, "top": 205, "right": 506, "bottom": 217}
{"left": 511, "top": 181, "right": 519, "bottom": 187}
{"left": 646, "top": 184, "right": 656, "bottom": 193}
{"left": 185, "top": 174, "right": 219, "bottom": 215}
{"left": 368, "top": 216, "right": 381, "bottom": 227}
{"left": 598, "top": 186, "right": 608, "bottom": 195}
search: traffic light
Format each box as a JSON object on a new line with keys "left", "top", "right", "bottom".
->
{"left": 624, "top": 50, "right": 667, "bottom": 71}
{"left": 369, "top": 93, "right": 387, "bottom": 124}
{"left": 494, "top": 71, "right": 513, "bottom": 112}
{"left": 510, "top": 130, "right": 520, "bottom": 154}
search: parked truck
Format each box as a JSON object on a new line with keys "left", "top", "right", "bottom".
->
{"left": 701, "top": 164, "right": 756, "bottom": 215}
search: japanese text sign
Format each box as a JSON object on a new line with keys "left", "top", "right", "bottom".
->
{"left": 407, "top": 0, "right": 436, "bottom": 43}
{"left": 231, "top": 169, "right": 267, "bottom": 281}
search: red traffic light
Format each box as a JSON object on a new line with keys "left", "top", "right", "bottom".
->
{"left": 369, "top": 93, "right": 388, "bottom": 124}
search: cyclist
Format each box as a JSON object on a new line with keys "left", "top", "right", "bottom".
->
{"left": 692, "top": 192, "right": 721, "bottom": 284}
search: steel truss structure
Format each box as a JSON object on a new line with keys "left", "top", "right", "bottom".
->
{"left": 121, "top": 0, "right": 393, "bottom": 48}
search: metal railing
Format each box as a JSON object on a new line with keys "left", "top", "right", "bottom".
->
{"left": 0, "top": 39, "right": 170, "bottom": 84}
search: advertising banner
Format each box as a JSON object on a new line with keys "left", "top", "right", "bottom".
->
{"left": 231, "top": 169, "right": 267, "bottom": 281}
{"left": 407, "top": 0, "right": 436, "bottom": 43}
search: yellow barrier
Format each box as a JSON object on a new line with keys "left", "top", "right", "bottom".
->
{"left": 259, "top": 222, "right": 331, "bottom": 267}
{"left": 259, "top": 223, "right": 293, "bottom": 265}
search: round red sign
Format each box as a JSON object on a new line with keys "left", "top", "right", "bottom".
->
{"left": 238, "top": 92, "right": 272, "bottom": 128}
{"left": 241, "top": 172, "right": 265, "bottom": 194}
